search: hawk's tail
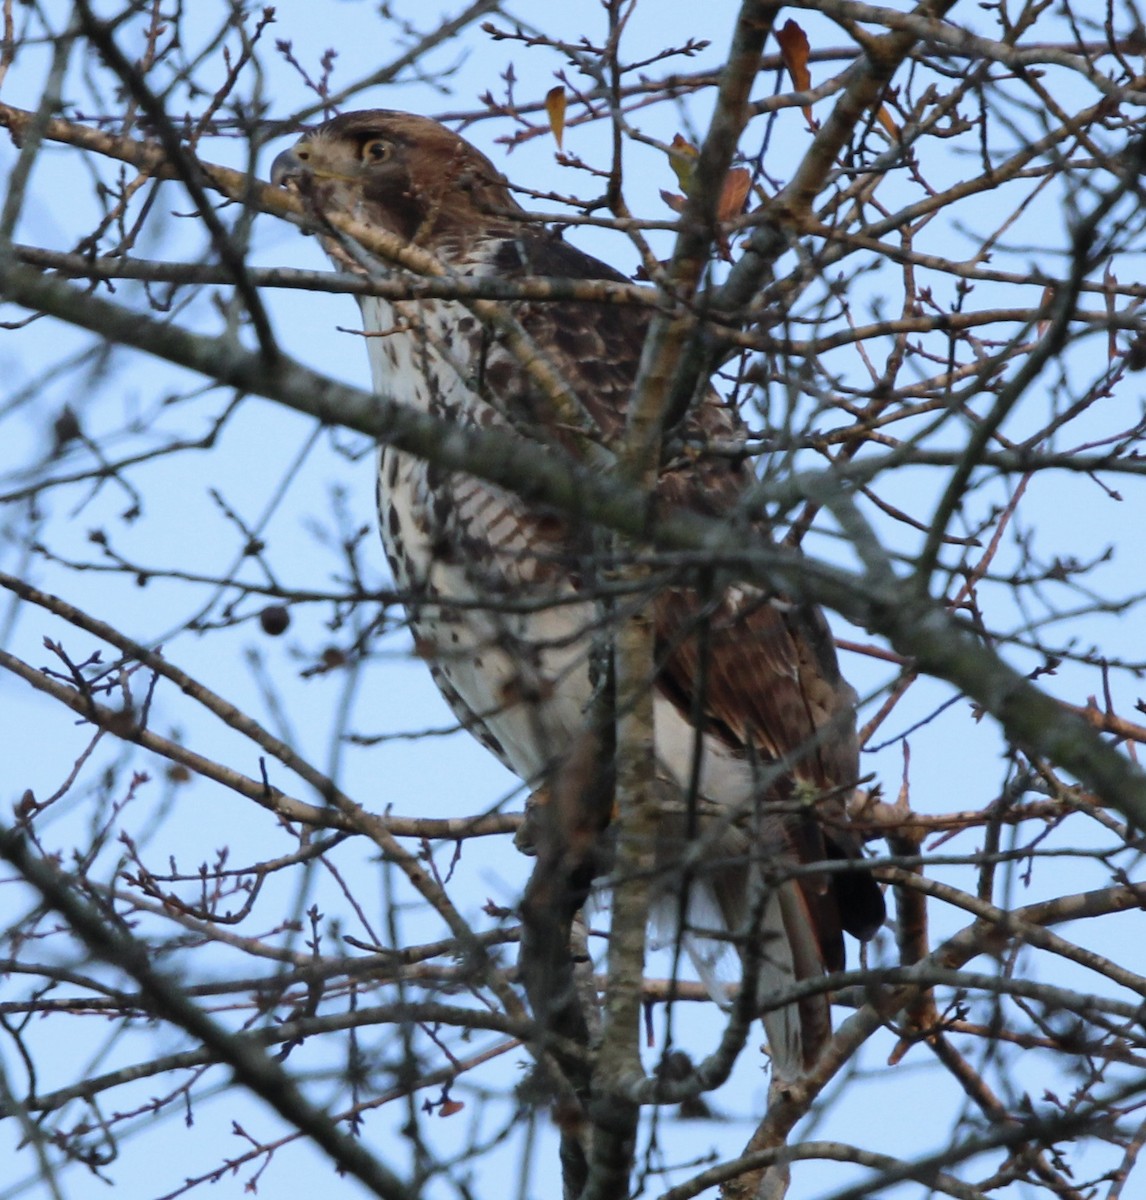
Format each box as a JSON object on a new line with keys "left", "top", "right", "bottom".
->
{"left": 652, "top": 870, "right": 832, "bottom": 1081}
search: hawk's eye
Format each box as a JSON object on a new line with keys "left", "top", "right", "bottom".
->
{"left": 361, "top": 138, "right": 392, "bottom": 163}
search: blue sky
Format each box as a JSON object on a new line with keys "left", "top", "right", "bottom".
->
{"left": 2, "top": 3, "right": 1144, "bottom": 1198}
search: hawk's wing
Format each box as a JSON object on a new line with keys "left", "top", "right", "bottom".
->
{"left": 474, "top": 228, "right": 885, "bottom": 965}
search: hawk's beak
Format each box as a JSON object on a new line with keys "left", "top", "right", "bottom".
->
{"left": 270, "top": 144, "right": 307, "bottom": 188}
{"left": 271, "top": 142, "right": 356, "bottom": 187}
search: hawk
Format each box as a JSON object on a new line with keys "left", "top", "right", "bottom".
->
{"left": 271, "top": 110, "right": 884, "bottom": 1077}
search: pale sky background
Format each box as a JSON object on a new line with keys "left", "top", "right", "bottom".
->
{"left": 1, "top": 2, "right": 1143, "bottom": 1198}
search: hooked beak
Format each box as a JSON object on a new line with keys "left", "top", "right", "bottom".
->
{"left": 270, "top": 144, "right": 307, "bottom": 188}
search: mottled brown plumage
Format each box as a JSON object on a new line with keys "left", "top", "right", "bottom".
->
{"left": 272, "top": 111, "right": 884, "bottom": 1076}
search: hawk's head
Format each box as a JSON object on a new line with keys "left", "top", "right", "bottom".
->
{"left": 270, "top": 110, "right": 520, "bottom": 248}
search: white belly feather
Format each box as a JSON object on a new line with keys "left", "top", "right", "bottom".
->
{"left": 363, "top": 293, "right": 595, "bottom": 782}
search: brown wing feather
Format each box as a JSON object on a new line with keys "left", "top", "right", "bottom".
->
{"left": 486, "top": 226, "right": 885, "bottom": 954}
{"left": 483, "top": 231, "right": 650, "bottom": 449}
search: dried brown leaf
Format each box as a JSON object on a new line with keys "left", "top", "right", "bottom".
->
{"left": 1105, "top": 261, "right": 1118, "bottom": 362}
{"left": 776, "top": 20, "right": 816, "bottom": 129}
{"left": 717, "top": 167, "right": 752, "bottom": 222}
{"left": 659, "top": 188, "right": 687, "bottom": 213}
{"left": 544, "top": 86, "right": 566, "bottom": 149}
{"left": 668, "top": 132, "right": 698, "bottom": 191}
{"left": 776, "top": 19, "right": 811, "bottom": 92}
{"left": 1037, "top": 284, "right": 1055, "bottom": 339}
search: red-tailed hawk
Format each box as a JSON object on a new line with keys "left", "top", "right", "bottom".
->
{"left": 271, "top": 110, "right": 884, "bottom": 1077}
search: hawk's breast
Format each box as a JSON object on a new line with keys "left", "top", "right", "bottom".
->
{"left": 362, "top": 292, "right": 596, "bottom": 784}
